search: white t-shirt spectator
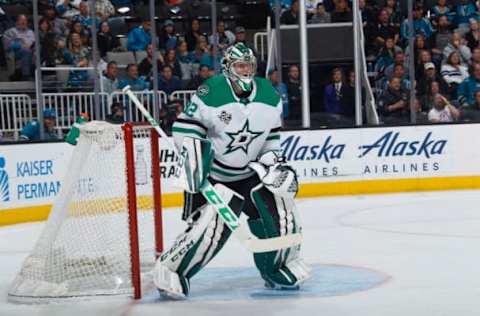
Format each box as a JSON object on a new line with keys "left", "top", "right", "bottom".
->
{"left": 428, "top": 106, "right": 454, "bottom": 122}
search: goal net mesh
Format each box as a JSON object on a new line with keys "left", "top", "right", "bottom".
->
{"left": 8, "top": 122, "right": 157, "bottom": 302}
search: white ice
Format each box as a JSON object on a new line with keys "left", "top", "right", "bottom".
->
{"left": 1, "top": 190, "right": 480, "bottom": 316}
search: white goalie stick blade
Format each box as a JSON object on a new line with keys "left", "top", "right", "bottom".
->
{"left": 123, "top": 86, "right": 301, "bottom": 253}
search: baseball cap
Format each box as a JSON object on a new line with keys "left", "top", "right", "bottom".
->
{"left": 424, "top": 62, "right": 435, "bottom": 70}
{"left": 164, "top": 19, "right": 174, "bottom": 26}
{"left": 43, "top": 108, "right": 56, "bottom": 119}
{"left": 235, "top": 26, "right": 246, "bottom": 34}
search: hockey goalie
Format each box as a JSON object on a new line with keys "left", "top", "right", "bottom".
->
{"left": 153, "top": 43, "right": 311, "bottom": 299}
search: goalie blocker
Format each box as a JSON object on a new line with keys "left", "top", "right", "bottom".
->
{"left": 154, "top": 139, "right": 310, "bottom": 298}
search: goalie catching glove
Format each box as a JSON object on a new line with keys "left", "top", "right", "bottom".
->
{"left": 249, "top": 151, "right": 299, "bottom": 199}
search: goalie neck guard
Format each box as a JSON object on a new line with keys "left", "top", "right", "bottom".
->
{"left": 221, "top": 43, "right": 257, "bottom": 93}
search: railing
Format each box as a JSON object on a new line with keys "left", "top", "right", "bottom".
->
{"left": 254, "top": 31, "right": 268, "bottom": 62}
{"left": 0, "top": 95, "right": 34, "bottom": 140}
{"left": 110, "top": 90, "right": 168, "bottom": 122}
{"left": 171, "top": 90, "right": 196, "bottom": 108}
{"left": 0, "top": 90, "right": 175, "bottom": 141}
{"left": 43, "top": 92, "right": 110, "bottom": 134}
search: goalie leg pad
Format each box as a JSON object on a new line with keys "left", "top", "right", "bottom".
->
{"left": 249, "top": 184, "right": 311, "bottom": 289}
{"left": 155, "top": 185, "right": 244, "bottom": 296}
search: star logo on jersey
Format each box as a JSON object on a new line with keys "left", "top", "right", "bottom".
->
{"left": 224, "top": 120, "right": 263, "bottom": 155}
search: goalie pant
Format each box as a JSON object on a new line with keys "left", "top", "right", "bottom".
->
{"left": 157, "top": 174, "right": 305, "bottom": 295}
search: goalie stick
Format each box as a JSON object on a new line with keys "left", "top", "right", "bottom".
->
{"left": 122, "top": 86, "right": 302, "bottom": 253}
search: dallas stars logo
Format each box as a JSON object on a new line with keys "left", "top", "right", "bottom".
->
{"left": 224, "top": 120, "right": 263, "bottom": 155}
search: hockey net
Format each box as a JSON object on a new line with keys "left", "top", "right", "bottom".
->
{"left": 8, "top": 121, "right": 163, "bottom": 303}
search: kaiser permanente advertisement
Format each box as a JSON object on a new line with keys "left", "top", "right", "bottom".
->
{"left": 1, "top": 124, "right": 480, "bottom": 216}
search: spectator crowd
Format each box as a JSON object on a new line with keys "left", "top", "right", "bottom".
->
{"left": 3, "top": 0, "right": 480, "bottom": 143}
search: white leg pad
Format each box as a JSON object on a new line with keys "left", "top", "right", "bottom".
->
{"left": 153, "top": 261, "right": 187, "bottom": 300}
{"left": 286, "top": 258, "right": 312, "bottom": 286}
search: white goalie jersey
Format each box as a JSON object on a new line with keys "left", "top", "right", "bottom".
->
{"left": 172, "top": 74, "right": 283, "bottom": 182}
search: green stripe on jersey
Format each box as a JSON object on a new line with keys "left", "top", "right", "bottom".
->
{"left": 266, "top": 134, "right": 280, "bottom": 141}
{"left": 171, "top": 127, "right": 206, "bottom": 138}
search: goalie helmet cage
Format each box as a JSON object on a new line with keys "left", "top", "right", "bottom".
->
{"left": 8, "top": 121, "right": 163, "bottom": 303}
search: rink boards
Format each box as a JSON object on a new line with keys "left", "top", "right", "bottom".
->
{"left": 1, "top": 123, "right": 480, "bottom": 225}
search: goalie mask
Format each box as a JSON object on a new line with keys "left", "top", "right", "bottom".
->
{"left": 222, "top": 43, "right": 257, "bottom": 92}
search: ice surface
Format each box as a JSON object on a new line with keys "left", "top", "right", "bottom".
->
{"left": 1, "top": 190, "right": 480, "bottom": 316}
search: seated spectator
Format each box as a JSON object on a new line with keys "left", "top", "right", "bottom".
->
{"left": 422, "top": 81, "right": 442, "bottom": 110}
{"left": 192, "top": 35, "right": 210, "bottom": 64}
{"left": 280, "top": 0, "right": 298, "bottom": 25}
{"left": 70, "top": 21, "right": 90, "bottom": 46}
{"left": 39, "top": 18, "right": 57, "bottom": 67}
{"left": 378, "top": 77, "right": 409, "bottom": 123}
{"left": 428, "top": 93, "right": 460, "bottom": 122}
{"left": 56, "top": 0, "right": 82, "bottom": 18}
{"left": 105, "top": 102, "right": 125, "bottom": 124}
{"left": 431, "top": 0, "right": 453, "bottom": 23}
{"left": 309, "top": 3, "right": 331, "bottom": 24}
{"left": 454, "top": 0, "right": 478, "bottom": 33}
{"left": 186, "top": 64, "right": 211, "bottom": 90}
{"left": 471, "top": 47, "right": 480, "bottom": 65}
{"left": 331, "top": 0, "right": 352, "bottom": 23}
{"left": 159, "top": 19, "right": 178, "bottom": 52}
{"left": 44, "top": 6, "right": 68, "bottom": 39}
{"left": 323, "top": 68, "right": 348, "bottom": 115}
{"left": 118, "top": 63, "right": 150, "bottom": 91}
{"left": 138, "top": 44, "right": 164, "bottom": 79}
{"left": 64, "top": 32, "right": 91, "bottom": 64}
{"left": 73, "top": 1, "right": 100, "bottom": 32}
{"left": 234, "top": 26, "right": 247, "bottom": 45}
{"left": 286, "top": 64, "right": 301, "bottom": 120}
{"left": 208, "top": 20, "right": 235, "bottom": 55}
{"left": 177, "top": 41, "right": 196, "bottom": 81}
{"left": 374, "top": 37, "right": 402, "bottom": 77}
{"left": 340, "top": 69, "right": 356, "bottom": 118}
{"left": 127, "top": 19, "right": 152, "bottom": 52}
{"left": 384, "top": 0, "right": 402, "bottom": 29}
{"left": 388, "top": 64, "right": 411, "bottom": 90}
{"left": 158, "top": 65, "right": 182, "bottom": 96}
{"left": 3, "top": 15, "right": 35, "bottom": 81}
{"left": 268, "top": 68, "right": 289, "bottom": 118}
{"left": 465, "top": 18, "right": 480, "bottom": 51}
{"left": 97, "top": 21, "right": 121, "bottom": 57}
{"left": 185, "top": 18, "right": 201, "bottom": 52}
{"left": 101, "top": 61, "right": 119, "bottom": 94}
{"left": 441, "top": 52, "right": 469, "bottom": 95}
{"left": 95, "top": 0, "right": 115, "bottom": 21}
{"left": 164, "top": 48, "right": 182, "bottom": 79}
{"left": 418, "top": 62, "right": 448, "bottom": 97}
{"left": 199, "top": 45, "right": 221, "bottom": 72}
{"left": 384, "top": 52, "right": 408, "bottom": 81}
{"left": 430, "top": 15, "right": 453, "bottom": 61}
{"left": 457, "top": 63, "right": 480, "bottom": 106}
{"left": 415, "top": 49, "right": 433, "bottom": 81}
{"left": 20, "top": 109, "right": 58, "bottom": 141}
{"left": 400, "top": 4, "right": 434, "bottom": 42}
{"left": 443, "top": 32, "right": 472, "bottom": 65}
{"left": 371, "top": 9, "right": 398, "bottom": 55}
{"left": 461, "top": 90, "right": 480, "bottom": 121}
